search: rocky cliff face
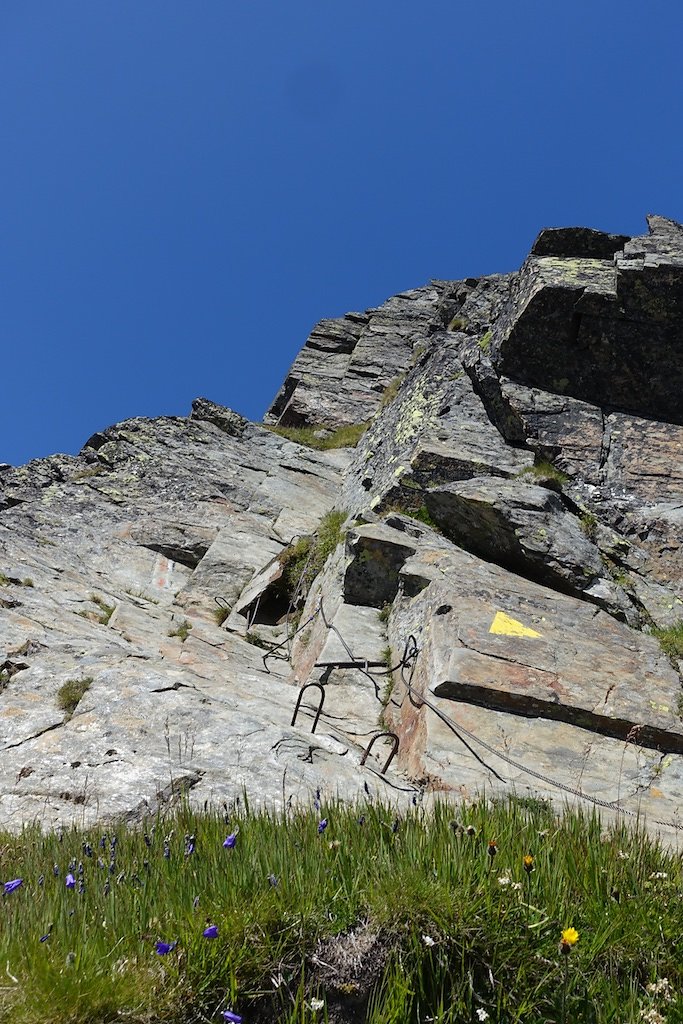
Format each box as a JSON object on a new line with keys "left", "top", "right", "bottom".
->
{"left": 2, "top": 214, "right": 683, "bottom": 838}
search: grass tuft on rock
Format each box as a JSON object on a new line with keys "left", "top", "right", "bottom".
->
{"left": 56, "top": 676, "right": 93, "bottom": 718}
{"left": 280, "top": 509, "right": 347, "bottom": 604}
{"left": 265, "top": 421, "right": 370, "bottom": 450}
{"left": 1, "top": 797, "right": 683, "bottom": 1023}
{"left": 653, "top": 621, "right": 683, "bottom": 662}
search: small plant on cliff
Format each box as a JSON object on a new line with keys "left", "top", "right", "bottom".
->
{"left": 478, "top": 329, "right": 493, "bottom": 352}
{"left": 168, "top": 619, "right": 192, "bottom": 642}
{"left": 518, "top": 460, "right": 570, "bottom": 488}
{"left": 379, "top": 373, "right": 405, "bottom": 409}
{"left": 265, "top": 421, "right": 370, "bottom": 450}
{"left": 280, "top": 509, "right": 347, "bottom": 604}
{"left": 653, "top": 621, "right": 683, "bottom": 662}
{"left": 57, "top": 677, "right": 92, "bottom": 719}
{"left": 213, "top": 604, "right": 230, "bottom": 626}
{"left": 579, "top": 512, "right": 598, "bottom": 542}
{"left": 91, "top": 594, "right": 115, "bottom": 624}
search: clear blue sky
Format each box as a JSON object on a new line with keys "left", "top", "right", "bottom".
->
{"left": 2, "top": 2, "right": 682, "bottom": 466}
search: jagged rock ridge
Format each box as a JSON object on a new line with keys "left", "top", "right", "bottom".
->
{"left": 2, "top": 214, "right": 683, "bottom": 839}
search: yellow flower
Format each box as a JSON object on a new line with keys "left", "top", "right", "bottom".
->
{"left": 561, "top": 927, "right": 579, "bottom": 946}
{"left": 523, "top": 854, "right": 534, "bottom": 873}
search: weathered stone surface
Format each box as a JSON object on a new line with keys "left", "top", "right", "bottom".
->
{"left": 424, "top": 476, "right": 632, "bottom": 620}
{"left": 3, "top": 213, "right": 683, "bottom": 840}
{"left": 265, "top": 284, "right": 447, "bottom": 429}
{"left": 494, "top": 216, "right": 683, "bottom": 424}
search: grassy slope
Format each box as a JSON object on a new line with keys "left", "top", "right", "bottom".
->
{"left": 1, "top": 797, "right": 682, "bottom": 1023}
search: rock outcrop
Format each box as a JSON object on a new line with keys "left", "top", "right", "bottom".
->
{"left": 2, "top": 216, "right": 683, "bottom": 840}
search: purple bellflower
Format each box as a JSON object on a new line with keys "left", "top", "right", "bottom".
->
{"left": 155, "top": 940, "right": 177, "bottom": 955}
{"left": 3, "top": 879, "right": 23, "bottom": 894}
{"left": 203, "top": 924, "right": 219, "bottom": 939}
{"left": 65, "top": 873, "right": 75, "bottom": 889}
{"left": 222, "top": 1012, "right": 243, "bottom": 1023}
{"left": 223, "top": 833, "right": 237, "bottom": 849}
{"left": 317, "top": 819, "right": 328, "bottom": 834}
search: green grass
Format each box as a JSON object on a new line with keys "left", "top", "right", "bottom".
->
{"left": 478, "top": 329, "right": 493, "bottom": 352}
{"left": 168, "top": 619, "right": 192, "bottom": 642}
{"left": 1, "top": 797, "right": 682, "bottom": 1023}
{"left": 265, "top": 421, "right": 370, "bottom": 450}
{"left": 280, "top": 509, "right": 347, "bottom": 604}
{"left": 212, "top": 605, "right": 230, "bottom": 626}
{"left": 653, "top": 620, "right": 683, "bottom": 662}
{"left": 244, "top": 630, "right": 270, "bottom": 650}
{"left": 91, "top": 594, "right": 116, "bottom": 624}
{"left": 517, "top": 460, "right": 570, "bottom": 487}
{"left": 378, "top": 374, "right": 405, "bottom": 409}
{"left": 56, "top": 676, "right": 93, "bottom": 718}
{"left": 378, "top": 603, "right": 392, "bottom": 624}
{"left": 579, "top": 512, "right": 598, "bottom": 543}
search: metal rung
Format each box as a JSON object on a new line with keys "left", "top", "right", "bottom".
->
{"left": 360, "top": 731, "right": 400, "bottom": 775}
{"left": 291, "top": 682, "right": 326, "bottom": 734}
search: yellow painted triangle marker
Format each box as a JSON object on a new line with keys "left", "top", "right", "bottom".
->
{"left": 489, "top": 611, "right": 542, "bottom": 638}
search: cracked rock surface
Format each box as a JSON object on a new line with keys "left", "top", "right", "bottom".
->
{"left": 2, "top": 218, "right": 683, "bottom": 841}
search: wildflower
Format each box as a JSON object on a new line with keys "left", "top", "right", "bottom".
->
{"left": 203, "top": 925, "right": 219, "bottom": 939}
{"left": 53, "top": 863, "right": 59, "bottom": 876}
{"left": 476, "top": 1010, "right": 490, "bottom": 1022}
{"left": 497, "top": 875, "right": 511, "bottom": 888}
{"left": 163, "top": 842, "right": 171, "bottom": 859}
{"left": 318, "top": 819, "right": 328, "bottom": 834}
{"left": 466, "top": 825, "right": 477, "bottom": 836}
{"left": 511, "top": 881, "right": 523, "bottom": 891}
{"left": 155, "top": 940, "right": 177, "bottom": 955}
{"left": 310, "top": 998, "right": 324, "bottom": 1012}
{"left": 559, "top": 927, "right": 579, "bottom": 954}
{"left": 40, "top": 932, "right": 51, "bottom": 942}
{"left": 83, "top": 843, "right": 93, "bottom": 858}
{"left": 143, "top": 833, "right": 152, "bottom": 848}
{"left": 649, "top": 871, "right": 668, "bottom": 880}
{"left": 65, "top": 873, "right": 75, "bottom": 890}
{"left": 523, "top": 854, "right": 534, "bottom": 873}
{"left": 487, "top": 839, "right": 498, "bottom": 858}
{"left": 184, "top": 834, "right": 195, "bottom": 856}
{"left": 221, "top": 1013, "right": 242, "bottom": 1023}
{"left": 422, "top": 934, "right": 435, "bottom": 946}
{"left": 646, "top": 978, "right": 672, "bottom": 1000}
{"left": 357, "top": 815, "right": 365, "bottom": 826}
{"left": 314, "top": 788, "right": 321, "bottom": 810}
{"left": 3, "top": 879, "right": 23, "bottom": 894}
{"left": 618, "top": 849, "right": 628, "bottom": 860}
{"left": 223, "top": 833, "right": 237, "bottom": 849}
{"left": 328, "top": 840, "right": 341, "bottom": 850}
{"left": 640, "top": 1010, "right": 666, "bottom": 1024}
{"left": 268, "top": 874, "right": 279, "bottom": 887}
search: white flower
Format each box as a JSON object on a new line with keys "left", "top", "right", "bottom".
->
{"left": 646, "top": 978, "right": 672, "bottom": 1000}
{"left": 497, "top": 875, "right": 511, "bottom": 887}
{"left": 476, "top": 1010, "right": 490, "bottom": 1021}
{"left": 618, "top": 850, "right": 628, "bottom": 860}
{"left": 640, "top": 1009, "right": 666, "bottom": 1024}
{"left": 422, "top": 934, "right": 435, "bottom": 946}
{"left": 511, "top": 881, "right": 523, "bottom": 891}
{"left": 309, "top": 998, "right": 325, "bottom": 1012}
{"left": 649, "top": 871, "right": 668, "bottom": 880}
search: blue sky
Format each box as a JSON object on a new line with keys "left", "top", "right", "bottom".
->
{"left": 2, "top": 2, "right": 682, "bottom": 466}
